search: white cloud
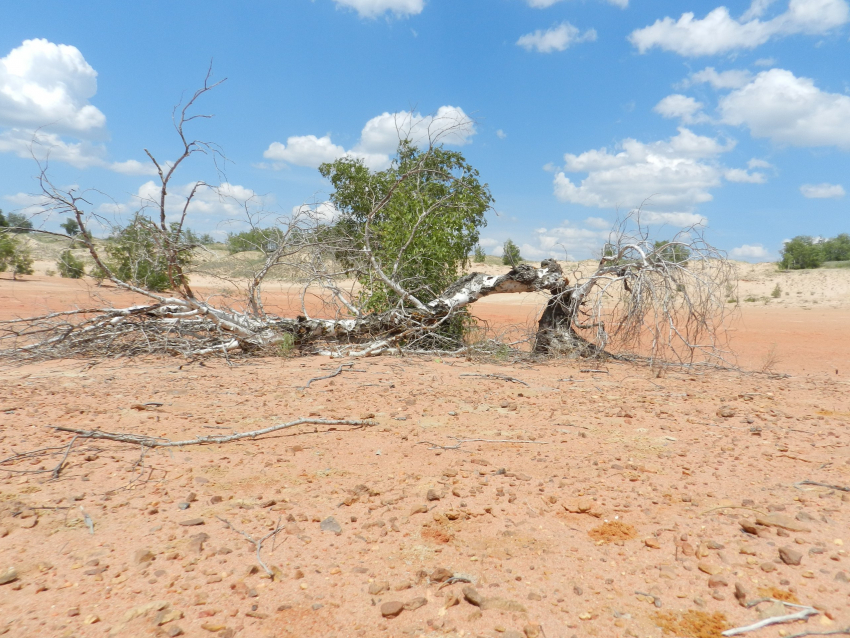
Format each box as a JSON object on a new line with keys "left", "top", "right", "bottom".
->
{"left": 496, "top": 129, "right": 507, "bottom": 139}
{"left": 264, "top": 135, "right": 346, "bottom": 168}
{"left": 653, "top": 94, "right": 707, "bottom": 123}
{"left": 754, "top": 57, "right": 777, "bottom": 66}
{"left": 332, "top": 0, "right": 423, "bottom": 18}
{"left": 584, "top": 216, "right": 611, "bottom": 230}
{"left": 0, "top": 39, "right": 105, "bottom": 134}
{"left": 477, "top": 237, "right": 501, "bottom": 249}
{"left": 516, "top": 22, "right": 597, "bottom": 53}
{"left": 719, "top": 68, "right": 850, "bottom": 149}
{"left": 553, "top": 128, "right": 733, "bottom": 214}
{"left": 639, "top": 211, "right": 708, "bottom": 226}
{"left": 292, "top": 201, "right": 342, "bottom": 223}
{"left": 748, "top": 158, "right": 773, "bottom": 169}
{"left": 107, "top": 159, "right": 158, "bottom": 176}
{"left": 730, "top": 244, "right": 770, "bottom": 260}
{"left": 263, "top": 106, "right": 475, "bottom": 171}
{"left": 629, "top": 0, "right": 850, "bottom": 56}
{"left": 725, "top": 168, "right": 767, "bottom": 183}
{"left": 130, "top": 181, "right": 267, "bottom": 223}
{"left": 688, "top": 67, "right": 752, "bottom": 89}
{"left": 800, "top": 182, "right": 845, "bottom": 198}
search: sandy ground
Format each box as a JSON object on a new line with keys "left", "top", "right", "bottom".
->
{"left": 1, "top": 266, "right": 850, "bottom": 638}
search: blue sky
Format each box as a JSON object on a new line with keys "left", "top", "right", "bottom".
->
{"left": 1, "top": 0, "right": 848, "bottom": 261}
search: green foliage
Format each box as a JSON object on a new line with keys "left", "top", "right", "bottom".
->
{"left": 184, "top": 228, "right": 216, "bottom": 246}
{"left": 60, "top": 218, "right": 81, "bottom": 236}
{"left": 226, "top": 227, "right": 283, "bottom": 254}
{"left": 822, "top": 233, "right": 850, "bottom": 262}
{"left": 103, "top": 213, "right": 192, "bottom": 292}
{"left": 653, "top": 240, "right": 690, "bottom": 264}
{"left": 771, "top": 283, "right": 781, "bottom": 298}
{"left": 0, "top": 233, "right": 34, "bottom": 279}
{"left": 502, "top": 239, "right": 522, "bottom": 266}
{"left": 778, "top": 236, "right": 825, "bottom": 270}
{"left": 57, "top": 250, "right": 85, "bottom": 279}
{"left": 473, "top": 245, "right": 486, "bottom": 263}
{"left": 5, "top": 212, "right": 33, "bottom": 233}
{"left": 0, "top": 210, "right": 6, "bottom": 228}
{"left": 320, "top": 140, "right": 492, "bottom": 311}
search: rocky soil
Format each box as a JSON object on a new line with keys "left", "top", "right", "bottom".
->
{"left": 1, "top": 354, "right": 849, "bottom": 638}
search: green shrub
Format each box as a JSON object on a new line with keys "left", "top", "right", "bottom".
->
{"left": 226, "top": 227, "right": 284, "bottom": 254}
{"left": 0, "top": 233, "right": 34, "bottom": 279}
{"left": 653, "top": 240, "right": 690, "bottom": 264}
{"left": 473, "top": 245, "right": 486, "bottom": 263}
{"left": 778, "top": 236, "right": 825, "bottom": 270}
{"left": 822, "top": 233, "right": 850, "bottom": 262}
{"left": 771, "top": 284, "right": 781, "bottom": 298}
{"left": 502, "top": 239, "right": 522, "bottom": 266}
{"left": 57, "top": 250, "right": 86, "bottom": 278}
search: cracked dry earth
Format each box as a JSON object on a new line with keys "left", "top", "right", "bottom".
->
{"left": 1, "top": 357, "right": 849, "bottom": 638}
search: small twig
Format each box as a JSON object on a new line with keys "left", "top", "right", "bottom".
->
{"left": 459, "top": 373, "right": 529, "bottom": 386}
{"left": 558, "top": 424, "right": 589, "bottom": 430}
{"left": 579, "top": 369, "right": 609, "bottom": 374}
{"left": 271, "top": 515, "right": 282, "bottom": 552}
{"left": 701, "top": 505, "right": 767, "bottom": 516}
{"left": 796, "top": 480, "right": 850, "bottom": 493}
{"left": 53, "top": 418, "right": 376, "bottom": 448}
{"left": 417, "top": 436, "right": 549, "bottom": 450}
{"left": 51, "top": 435, "right": 78, "bottom": 480}
{"left": 299, "top": 363, "right": 359, "bottom": 389}
{"left": 215, "top": 515, "right": 285, "bottom": 577}
{"left": 722, "top": 600, "right": 819, "bottom": 636}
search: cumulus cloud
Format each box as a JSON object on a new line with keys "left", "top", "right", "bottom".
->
{"left": 263, "top": 106, "right": 475, "bottom": 171}
{"left": 332, "top": 0, "right": 423, "bottom": 18}
{"left": 583, "top": 216, "right": 611, "bottom": 230}
{"left": 553, "top": 128, "right": 734, "bottom": 214}
{"left": 653, "top": 94, "right": 707, "bottom": 123}
{"left": 629, "top": 0, "right": 850, "bottom": 56}
{"left": 725, "top": 168, "right": 767, "bottom": 183}
{"left": 748, "top": 158, "right": 773, "bottom": 169}
{"left": 496, "top": 129, "right": 507, "bottom": 139}
{"left": 0, "top": 39, "right": 105, "bottom": 134}
{"left": 517, "top": 22, "right": 597, "bottom": 53}
{"left": 719, "top": 68, "right": 850, "bottom": 149}
{"left": 0, "top": 40, "right": 155, "bottom": 174}
{"left": 126, "top": 181, "right": 268, "bottom": 225}
{"left": 688, "top": 67, "right": 752, "bottom": 89}
{"left": 800, "top": 182, "right": 845, "bottom": 198}
{"left": 730, "top": 243, "right": 771, "bottom": 260}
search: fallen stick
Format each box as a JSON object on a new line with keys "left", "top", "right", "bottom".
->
{"left": 417, "top": 436, "right": 549, "bottom": 450}
{"left": 299, "top": 362, "right": 361, "bottom": 389}
{"left": 53, "top": 418, "right": 376, "bottom": 448}
{"left": 722, "top": 601, "right": 819, "bottom": 636}
{"left": 796, "top": 480, "right": 850, "bottom": 493}
{"left": 459, "top": 373, "right": 528, "bottom": 386}
{"left": 51, "top": 435, "right": 78, "bottom": 480}
{"left": 215, "top": 515, "right": 285, "bottom": 577}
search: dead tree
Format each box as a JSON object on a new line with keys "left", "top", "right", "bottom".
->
{"left": 0, "top": 78, "right": 734, "bottom": 368}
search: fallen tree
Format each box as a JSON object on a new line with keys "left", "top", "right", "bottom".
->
{"left": 0, "top": 77, "right": 734, "bottom": 367}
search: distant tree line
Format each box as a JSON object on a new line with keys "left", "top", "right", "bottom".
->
{"left": 779, "top": 234, "right": 850, "bottom": 270}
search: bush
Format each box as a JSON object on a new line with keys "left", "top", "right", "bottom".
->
{"left": 771, "top": 284, "right": 781, "bottom": 298}
{"left": 0, "top": 233, "right": 34, "bottom": 279}
{"left": 60, "top": 218, "right": 80, "bottom": 236}
{"left": 502, "top": 239, "right": 522, "bottom": 266}
{"left": 104, "top": 214, "right": 193, "bottom": 292}
{"left": 473, "top": 245, "right": 486, "bottom": 263}
{"left": 778, "top": 236, "right": 825, "bottom": 270}
{"left": 4, "top": 212, "right": 33, "bottom": 233}
{"left": 653, "top": 240, "right": 690, "bottom": 264}
{"left": 822, "top": 233, "right": 850, "bottom": 262}
{"left": 226, "top": 228, "right": 284, "bottom": 254}
{"left": 57, "top": 250, "right": 86, "bottom": 278}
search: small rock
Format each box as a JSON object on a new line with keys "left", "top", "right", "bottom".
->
{"left": 209, "top": 496, "right": 223, "bottom": 504}
{"left": 708, "top": 575, "right": 729, "bottom": 588}
{"left": 404, "top": 597, "right": 428, "bottom": 611}
{"left": 734, "top": 582, "right": 749, "bottom": 606}
{"left": 83, "top": 614, "right": 100, "bottom": 624}
{"left": 155, "top": 609, "right": 183, "bottom": 626}
{"left": 410, "top": 505, "right": 427, "bottom": 515}
{"left": 426, "top": 489, "right": 441, "bottom": 502}
{"left": 835, "top": 572, "right": 848, "bottom": 583}
{"left": 716, "top": 406, "right": 735, "bottom": 418}
{"left": 134, "top": 549, "right": 154, "bottom": 565}
{"left": 177, "top": 503, "right": 189, "bottom": 510}
{"left": 186, "top": 492, "right": 197, "bottom": 503}
{"left": 697, "top": 561, "right": 722, "bottom": 576}
{"left": 200, "top": 623, "right": 227, "bottom": 632}
{"left": 368, "top": 581, "right": 389, "bottom": 595}
{"left": 756, "top": 514, "right": 811, "bottom": 533}
{"left": 0, "top": 567, "right": 18, "bottom": 585}
{"left": 430, "top": 567, "right": 452, "bottom": 583}
{"left": 166, "top": 627, "right": 184, "bottom": 637}
{"left": 644, "top": 537, "right": 660, "bottom": 549}
{"left": 524, "top": 624, "right": 543, "bottom": 638}
{"left": 711, "top": 590, "right": 725, "bottom": 601}
{"left": 381, "top": 601, "right": 404, "bottom": 618}
{"left": 462, "top": 586, "right": 484, "bottom": 607}
{"left": 178, "top": 518, "right": 204, "bottom": 527}
{"left": 680, "top": 542, "right": 695, "bottom": 557}
{"left": 758, "top": 600, "right": 787, "bottom": 620}
{"left": 320, "top": 516, "right": 342, "bottom": 534}
{"left": 481, "top": 598, "right": 527, "bottom": 612}
{"left": 527, "top": 592, "right": 542, "bottom": 601}
{"left": 779, "top": 546, "right": 803, "bottom": 566}
{"left": 760, "top": 562, "right": 777, "bottom": 573}
{"left": 67, "top": 607, "right": 80, "bottom": 617}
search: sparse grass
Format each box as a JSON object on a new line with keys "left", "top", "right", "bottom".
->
{"left": 744, "top": 296, "right": 757, "bottom": 303}
{"left": 771, "top": 283, "right": 781, "bottom": 298}
{"left": 822, "top": 260, "right": 850, "bottom": 269}
{"left": 654, "top": 610, "right": 728, "bottom": 638}
{"left": 760, "top": 343, "right": 780, "bottom": 374}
